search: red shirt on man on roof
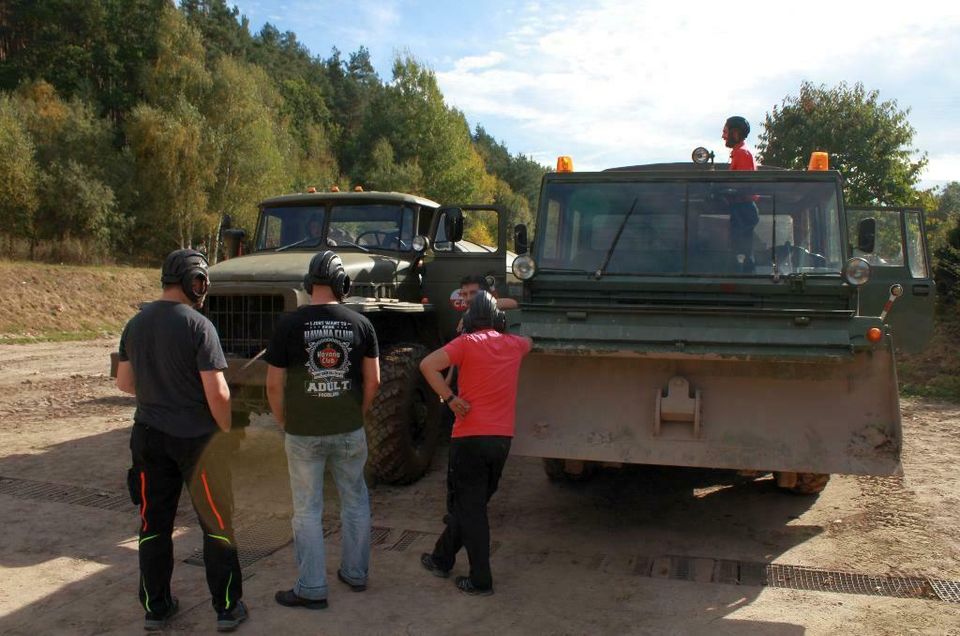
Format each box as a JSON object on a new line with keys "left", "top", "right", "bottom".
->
{"left": 729, "top": 142, "right": 756, "bottom": 171}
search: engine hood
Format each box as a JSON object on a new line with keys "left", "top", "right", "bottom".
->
{"left": 209, "top": 251, "right": 405, "bottom": 285}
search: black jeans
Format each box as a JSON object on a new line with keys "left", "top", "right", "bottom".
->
{"left": 130, "top": 423, "right": 242, "bottom": 614}
{"left": 432, "top": 436, "right": 511, "bottom": 590}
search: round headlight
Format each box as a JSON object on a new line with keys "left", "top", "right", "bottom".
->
{"left": 843, "top": 257, "right": 871, "bottom": 286}
{"left": 691, "top": 146, "right": 715, "bottom": 165}
{"left": 412, "top": 235, "right": 428, "bottom": 252}
{"left": 512, "top": 255, "right": 536, "bottom": 280}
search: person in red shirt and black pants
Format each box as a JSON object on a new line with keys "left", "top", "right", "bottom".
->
{"left": 418, "top": 291, "right": 532, "bottom": 596}
{"left": 723, "top": 115, "right": 759, "bottom": 271}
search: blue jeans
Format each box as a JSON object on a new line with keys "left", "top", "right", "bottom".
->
{"left": 284, "top": 428, "right": 371, "bottom": 600}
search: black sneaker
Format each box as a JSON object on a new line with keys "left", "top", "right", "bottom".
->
{"left": 274, "top": 589, "right": 328, "bottom": 610}
{"left": 337, "top": 569, "right": 367, "bottom": 592}
{"left": 420, "top": 553, "right": 450, "bottom": 578}
{"left": 455, "top": 576, "right": 493, "bottom": 597}
{"left": 216, "top": 599, "right": 248, "bottom": 632}
{"left": 144, "top": 596, "right": 179, "bottom": 631}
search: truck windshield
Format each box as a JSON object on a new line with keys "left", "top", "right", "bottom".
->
{"left": 536, "top": 179, "right": 843, "bottom": 276}
{"left": 256, "top": 203, "right": 414, "bottom": 251}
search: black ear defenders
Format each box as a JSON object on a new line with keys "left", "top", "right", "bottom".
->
{"left": 161, "top": 249, "right": 209, "bottom": 304}
{"left": 462, "top": 290, "right": 507, "bottom": 333}
{"left": 303, "top": 250, "right": 351, "bottom": 301}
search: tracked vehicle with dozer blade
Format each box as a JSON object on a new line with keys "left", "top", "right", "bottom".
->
{"left": 508, "top": 152, "right": 934, "bottom": 494}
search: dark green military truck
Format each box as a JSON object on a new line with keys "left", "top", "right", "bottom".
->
{"left": 509, "top": 155, "right": 934, "bottom": 493}
{"left": 206, "top": 190, "right": 515, "bottom": 484}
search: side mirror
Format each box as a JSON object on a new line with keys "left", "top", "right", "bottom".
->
{"left": 514, "top": 224, "right": 529, "bottom": 255}
{"left": 857, "top": 217, "right": 876, "bottom": 253}
{"left": 220, "top": 214, "right": 233, "bottom": 231}
{"left": 222, "top": 228, "right": 247, "bottom": 260}
{"left": 444, "top": 208, "right": 464, "bottom": 243}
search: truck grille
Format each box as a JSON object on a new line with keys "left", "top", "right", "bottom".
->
{"left": 205, "top": 294, "right": 284, "bottom": 357}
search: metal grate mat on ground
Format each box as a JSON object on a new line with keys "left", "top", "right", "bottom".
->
{"left": 0, "top": 475, "right": 131, "bottom": 512}
{"left": 2, "top": 474, "right": 957, "bottom": 604}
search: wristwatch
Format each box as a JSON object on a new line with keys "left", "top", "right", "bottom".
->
{"left": 445, "top": 393, "right": 456, "bottom": 403}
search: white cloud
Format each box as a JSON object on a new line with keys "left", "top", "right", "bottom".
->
{"left": 453, "top": 52, "right": 507, "bottom": 72}
{"left": 436, "top": 0, "right": 960, "bottom": 171}
{"left": 924, "top": 153, "right": 960, "bottom": 184}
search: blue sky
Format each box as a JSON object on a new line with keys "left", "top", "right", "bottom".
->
{"left": 231, "top": 0, "right": 960, "bottom": 188}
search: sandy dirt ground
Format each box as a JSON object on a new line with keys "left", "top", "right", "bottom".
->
{"left": 0, "top": 339, "right": 959, "bottom": 635}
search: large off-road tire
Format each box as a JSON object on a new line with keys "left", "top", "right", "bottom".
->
{"left": 543, "top": 458, "right": 598, "bottom": 482}
{"left": 777, "top": 472, "right": 831, "bottom": 495}
{"left": 366, "top": 343, "right": 442, "bottom": 485}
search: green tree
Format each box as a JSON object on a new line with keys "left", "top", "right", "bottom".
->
{"left": 358, "top": 56, "right": 491, "bottom": 203}
{"left": 144, "top": 4, "right": 211, "bottom": 110}
{"left": 362, "top": 138, "right": 423, "bottom": 193}
{"left": 0, "top": 0, "right": 167, "bottom": 125}
{"left": 757, "top": 82, "right": 927, "bottom": 206}
{"left": 126, "top": 99, "right": 214, "bottom": 251}
{"left": 180, "top": 0, "right": 252, "bottom": 63}
{"left": 931, "top": 182, "right": 960, "bottom": 302}
{"left": 474, "top": 125, "right": 547, "bottom": 216}
{"left": 12, "top": 81, "right": 122, "bottom": 252}
{"left": 0, "top": 96, "right": 40, "bottom": 249}
{"left": 36, "top": 159, "right": 117, "bottom": 244}
{"left": 326, "top": 47, "right": 381, "bottom": 174}
{"left": 280, "top": 78, "right": 339, "bottom": 191}
{"left": 203, "top": 56, "right": 288, "bottom": 240}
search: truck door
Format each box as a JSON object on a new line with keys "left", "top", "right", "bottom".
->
{"left": 846, "top": 206, "right": 935, "bottom": 352}
{"left": 422, "top": 205, "right": 511, "bottom": 342}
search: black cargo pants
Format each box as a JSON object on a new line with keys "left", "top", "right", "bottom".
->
{"left": 431, "top": 435, "right": 511, "bottom": 590}
{"left": 130, "top": 423, "right": 242, "bottom": 615}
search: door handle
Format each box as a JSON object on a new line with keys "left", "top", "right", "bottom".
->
{"left": 912, "top": 284, "right": 930, "bottom": 296}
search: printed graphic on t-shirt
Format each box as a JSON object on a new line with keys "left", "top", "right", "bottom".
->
{"left": 303, "top": 320, "right": 354, "bottom": 398}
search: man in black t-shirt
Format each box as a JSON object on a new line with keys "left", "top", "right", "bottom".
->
{"left": 266, "top": 251, "right": 380, "bottom": 609}
{"left": 116, "top": 249, "right": 247, "bottom": 632}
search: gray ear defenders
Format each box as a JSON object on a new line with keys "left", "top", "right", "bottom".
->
{"left": 303, "top": 250, "right": 351, "bottom": 300}
{"left": 161, "top": 249, "right": 209, "bottom": 304}
{"left": 462, "top": 290, "right": 507, "bottom": 333}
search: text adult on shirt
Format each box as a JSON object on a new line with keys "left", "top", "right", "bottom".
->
{"left": 265, "top": 250, "right": 380, "bottom": 610}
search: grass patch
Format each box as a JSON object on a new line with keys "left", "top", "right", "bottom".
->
{"left": 898, "top": 308, "right": 960, "bottom": 401}
{"left": 0, "top": 260, "right": 158, "bottom": 341}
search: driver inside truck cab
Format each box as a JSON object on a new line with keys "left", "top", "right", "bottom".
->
{"left": 306, "top": 214, "right": 323, "bottom": 239}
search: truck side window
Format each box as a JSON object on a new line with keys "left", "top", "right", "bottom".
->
{"left": 848, "top": 209, "right": 904, "bottom": 266}
{"left": 903, "top": 211, "right": 929, "bottom": 278}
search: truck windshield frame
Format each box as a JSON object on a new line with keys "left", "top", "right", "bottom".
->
{"left": 536, "top": 176, "right": 844, "bottom": 277}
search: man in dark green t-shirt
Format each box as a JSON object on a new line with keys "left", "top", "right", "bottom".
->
{"left": 265, "top": 251, "right": 380, "bottom": 609}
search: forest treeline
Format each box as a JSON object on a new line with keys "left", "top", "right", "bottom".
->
{"left": 0, "top": 0, "right": 546, "bottom": 263}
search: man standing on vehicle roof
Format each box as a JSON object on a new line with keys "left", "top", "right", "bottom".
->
{"left": 266, "top": 250, "right": 380, "bottom": 610}
{"left": 419, "top": 291, "right": 532, "bottom": 596}
{"left": 115, "top": 249, "right": 247, "bottom": 633}
{"left": 723, "top": 115, "right": 759, "bottom": 271}
{"left": 723, "top": 115, "right": 756, "bottom": 172}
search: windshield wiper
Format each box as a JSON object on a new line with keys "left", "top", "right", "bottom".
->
{"left": 276, "top": 236, "right": 324, "bottom": 252}
{"left": 595, "top": 197, "right": 638, "bottom": 279}
{"left": 327, "top": 238, "right": 369, "bottom": 253}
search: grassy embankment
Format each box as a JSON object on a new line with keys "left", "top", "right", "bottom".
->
{"left": 0, "top": 261, "right": 157, "bottom": 343}
{"left": 0, "top": 261, "right": 956, "bottom": 399}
